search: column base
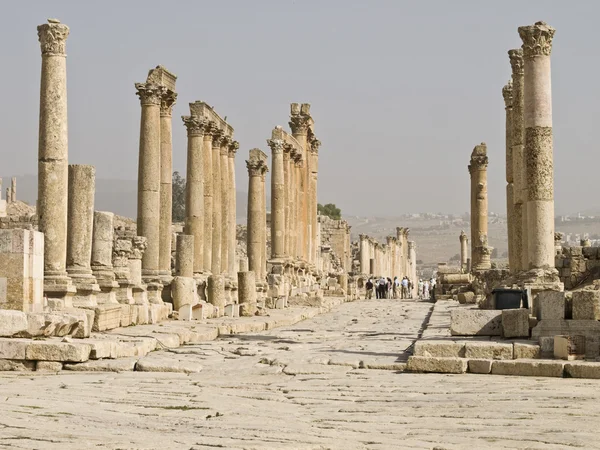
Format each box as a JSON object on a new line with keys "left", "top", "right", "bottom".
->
{"left": 146, "top": 281, "right": 164, "bottom": 304}
{"left": 44, "top": 273, "right": 76, "bottom": 310}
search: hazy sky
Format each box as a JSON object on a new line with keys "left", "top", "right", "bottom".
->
{"left": 2, "top": 1, "right": 598, "bottom": 217}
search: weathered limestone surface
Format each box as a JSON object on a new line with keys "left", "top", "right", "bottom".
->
{"left": 238, "top": 271, "right": 257, "bottom": 317}
{"left": 91, "top": 211, "right": 119, "bottom": 304}
{"left": 175, "top": 234, "right": 194, "bottom": 278}
{"left": 207, "top": 275, "right": 225, "bottom": 317}
{"left": 407, "top": 356, "right": 468, "bottom": 374}
{"left": 537, "top": 290, "right": 565, "bottom": 320}
{"left": 572, "top": 290, "right": 600, "bottom": 320}
{"left": 464, "top": 342, "right": 513, "bottom": 360}
{"left": 450, "top": 309, "right": 502, "bottom": 336}
{"left": 491, "top": 359, "right": 564, "bottom": 377}
{"left": 501, "top": 308, "right": 529, "bottom": 338}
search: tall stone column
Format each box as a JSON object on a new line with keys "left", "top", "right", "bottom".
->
{"left": 227, "top": 141, "right": 239, "bottom": 275}
{"left": 260, "top": 164, "right": 268, "bottom": 279}
{"left": 509, "top": 49, "right": 525, "bottom": 272}
{"left": 246, "top": 150, "right": 268, "bottom": 279}
{"left": 175, "top": 234, "right": 194, "bottom": 278}
{"left": 202, "top": 122, "right": 216, "bottom": 272}
{"left": 468, "top": 143, "right": 491, "bottom": 271}
{"left": 293, "top": 153, "right": 303, "bottom": 259}
{"left": 10, "top": 177, "right": 16, "bottom": 203}
{"left": 182, "top": 115, "right": 206, "bottom": 273}
{"left": 37, "top": 19, "right": 74, "bottom": 302}
{"left": 289, "top": 104, "right": 311, "bottom": 262}
{"left": 268, "top": 138, "right": 285, "bottom": 259}
{"left": 359, "top": 234, "right": 369, "bottom": 274}
{"left": 211, "top": 128, "right": 224, "bottom": 274}
{"left": 159, "top": 90, "right": 177, "bottom": 279}
{"left": 519, "top": 21, "right": 557, "bottom": 270}
{"left": 409, "top": 241, "right": 417, "bottom": 293}
{"left": 91, "top": 211, "right": 119, "bottom": 304}
{"left": 67, "top": 164, "right": 99, "bottom": 306}
{"left": 289, "top": 150, "right": 299, "bottom": 259}
{"left": 283, "top": 144, "right": 291, "bottom": 257}
{"left": 459, "top": 230, "right": 468, "bottom": 272}
{"left": 135, "top": 81, "right": 166, "bottom": 285}
{"left": 309, "top": 136, "right": 320, "bottom": 266}
{"left": 503, "top": 80, "right": 516, "bottom": 273}
{"left": 220, "top": 135, "right": 231, "bottom": 275}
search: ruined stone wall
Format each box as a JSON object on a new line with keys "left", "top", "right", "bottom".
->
{"left": 556, "top": 246, "right": 600, "bottom": 290}
{"left": 319, "top": 215, "right": 350, "bottom": 272}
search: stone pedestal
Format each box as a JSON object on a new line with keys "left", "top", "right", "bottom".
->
{"left": 519, "top": 21, "right": 556, "bottom": 270}
{"left": 207, "top": 275, "right": 225, "bottom": 317}
{"left": 37, "top": 19, "right": 75, "bottom": 306}
{"left": 66, "top": 165, "right": 100, "bottom": 307}
{"left": 91, "top": 211, "right": 119, "bottom": 304}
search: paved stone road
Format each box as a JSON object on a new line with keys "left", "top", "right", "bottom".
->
{"left": 1, "top": 298, "right": 600, "bottom": 449}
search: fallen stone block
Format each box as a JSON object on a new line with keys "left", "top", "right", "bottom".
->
{"left": 491, "top": 359, "right": 564, "bottom": 377}
{"left": 450, "top": 309, "right": 502, "bottom": 336}
{"left": 0, "top": 359, "right": 35, "bottom": 371}
{"left": 86, "top": 339, "right": 120, "bottom": 359}
{"left": 25, "top": 341, "right": 92, "bottom": 362}
{"left": 572, "top": 291, "right": 600, "bottom": 320}
{"left": 457, "top": 292, "right": 475, "bottom": 304}
{"left": 0, "top": 310, "right": 28, "bottom": 337}
{"left": 406, "top": 356, "right": 468, "bottom": 374}
{"left": 464, "top": 342, "right": 513, "bottom": 360}
{"left": 468, "top": 359, "right": 492, "bottom": 374}
{"left": 537, "top": 291, "right": 565, "bottom": 320}
{"left": 36, "top": 361, "right": 63, "bottom": 372}
{"left": 0, "top": 339, "right": 29, "bottom": 359}
{"left": 64, "top": 357, "right": 138, "bottom": 373}
{"left": 135, "top": 353, "right": 202, "bottom": 374}
{"left": 413, "top": 340, "right": 465, "bottom": 358}
{"left": 531, "top": 319, "right": 600, "bottom": 339}
{"left": 91, "top": 304, "right": 123, "bottom": 332}
{"left": 554, "top": 335, "right": 585, "bottom": 361}
{"left": 513, "top": 341, "right": 541, "bottom": 359}
{"left": 564, "top": 362, "right": 600, "bottom": 379}
{"left": 502, "top": 309, "right": 529, "bottom": 338}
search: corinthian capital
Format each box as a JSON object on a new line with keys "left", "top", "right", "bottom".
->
{"left": 135, "top": 83, "right": 166, "bottom": 106}
{"left": 267, "top": 139, "right": 285, "bottom": 154}
{"left": 228, "top": 140, "right": 239, "bottom": 157}
{"left": 518, "top": 21, "right": 555, "bottom": 58}
{"left": 508, "top": 49, "right": 524, "bottom": 75}
{"left": 212, "top": 128, "right": 224, "bottom": 147}
{"left": 246, "top": 158, "right": 267, "bottom": 177}
{"left": 160, "top": 91, "right": 177, "bottom": 117}
{"left": 37, "top": 19, "right": 69, "bottom": 56}
{"left": 468, "top": 142, "right": 488, "bottom": 172}
{"left": 181, "top": 115, "right": 206, "bottom": 136}
{"left": 502, "top": 80, "right": 513, "bottom": 108}
{"left": 289, "top": 114, "right": 311, "bottom": 135}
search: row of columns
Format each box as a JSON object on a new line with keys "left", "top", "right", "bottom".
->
{"left": 505, "top": 21, "right": 556, "bottom": 273}
{"left": 358, "top": 230, "right": 412, "bottom": 280}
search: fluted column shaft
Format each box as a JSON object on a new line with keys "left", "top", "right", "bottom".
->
{"left": 182, "top": 116, "right": 205, "bottom": 273}
{"left": 519, "top": 21, "right": 556, "bottom": 269}
{"left": 159, "top": 92, "right": 176, "bottom": 277}
{"left": 37, "top": 20, "right": 71, "bottom": 283}
{"left": 510, "top": 49, "right": 525, "bottom": 272}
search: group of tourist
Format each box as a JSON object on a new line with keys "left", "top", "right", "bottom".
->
{"left": 365, "top": 276, "right": 436, "bottom": 301}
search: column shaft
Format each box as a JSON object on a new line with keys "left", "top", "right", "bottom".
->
{"left": 503, "top": 81, "right": 515, "bottom": 273}
{"left": 211, "top": 133, "right": 223, "bottom": 274}
{"left": 268, "top": 139, "right": 285, "bottom": 259}
{"left": 202, "top": 127, "right": 214, "bottom": 271}
{"left": 220, "top": 143, "right": 230, "bottom": 274}
{"left": 159, "top": 93, "right": 176, "bottom": 276}
{"left": 228, "top": 142, "right": 238, "bottom": 275}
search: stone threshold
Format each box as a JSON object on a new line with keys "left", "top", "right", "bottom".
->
{"left": 0, "top": 296, "right": 351, "bottom": 373}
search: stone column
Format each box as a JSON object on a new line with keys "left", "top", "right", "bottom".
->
{"left": 238, "top": 271, "right": 257, "bottom": 317}
{"left": 246, "top": 150, "right": 267, "bottom": 278}
{"left": 37, "top": 19, "right": 74, "bottom": 300}
{"left": 459, "top": 230, "right": 468, "bottom": 272}
{"left": 519, "top": 21, "right": 556, "bottom": 270}
{"left": 293, "top": 154, "right": 303, "bottom": 259}
{"left": 503, "top": 80, "right": 516, "bottom": 273}
{"left": 202, "top": 122, "right": 216, "bottom": 272}
{"left": 468, "top": 143, "right": 491, "bottom": 271}
{"left": 159, "top": 91, "right": 177, "bottom": 279}
{"left": 66, "top": 164, "right": 99, "bottom": 306}
{"left": 289, "top": 150, "right": 298, "bottom": 259}
{"left": 260, "top": 164, "right": 268, "bottom": 279}
{"left": 409, "top": 241, "right": 417, "bottom": 294}
{"left": 207, "top": 274, "right": 225, "bottom": 317}
{"left": 220, "top": 136, "right": 231, "bottom": 275}
{"left": 211, "top": 128, "right": 224, "bottom": 274}
{"left": 175, "top": 234, "right": 194, "bottom": 278}
{"left": 359, "top": 234, "right": 369, "bottom": 274}
{"left": 268, "top": 138, "right": 285, "bottom": 259}
{"left": 283, "top": 144, "right": 291, "bottom": 257}
{"left": 135, "top": 81, "right": 166, "bottom": 285}
{"left": 182, "top": 115, "right": 206, "bottom": 273}
{"left": 509, "top": 48, "right": 525, "bottom": 272}
{"left": 227, "top": 141, "right": 239, "bottom": 275}
{"left": 309, "top": 136, "right": 320, "bottom": 266}
{"left": 91, "top": 211, "right": 119, "bottom": 304}
{"left": 10, "top": 177, "right": 16, "bottom": 203}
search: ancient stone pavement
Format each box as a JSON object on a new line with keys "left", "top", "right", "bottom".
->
{"left": 1, "top": 298, "right": 600, "bottom": 449}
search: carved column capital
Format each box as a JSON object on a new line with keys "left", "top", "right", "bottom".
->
{"left": 289, "top": 115, "right": 311, "bottom": 135}
{"left": 135, "top": 83, "right": 166, "bottom": 106}
{"left": 518, "top": 21, "right": 555, "bottom": 58}
{"left": 212, "top": 128, "right": 224, "bottom": 147}
{"left": 181, "top": 115, "right": 206, "bottom": 136}
{"left": 160, "top": 91, "right": 177, "bottom": 117}
{"left": 309, "top": 137, "right": 321, "bottom": 154}
{"left": 508, "top": 49, "right": 524, "bottom": 75}
{"left": 502, "top": 80, "right": 513, "bottom": 109}
{"left": 246, "top": 159, "right": 267, "bottom": 177}
{"left": 37, "top": 19, "right": 69, "bottom": 56}
{"left": 267, "top": 139, "right": 285, "bottom": 154}
{"left": 468, "top": 143, "right": 489, "bottom": 173}
{"left": 228, "top": 140, "right": 239, "bottom": 157}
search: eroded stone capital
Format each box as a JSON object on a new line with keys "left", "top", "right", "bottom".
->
{"left": 459, "top": 230, "right": 468, "bottom": 243}
{"left": 289, "top": 115, "right": 311, "bottom": 135}
{"left": 518, "top": 21, "right": 555, "bottom": 58}
{"left": 228, "top": 141, "right": 239, "bottom": 157}
{"left": 246, "top": 158, "right": 267, "bottom": 177}
{"left": 160, "top": 91, "right": 177, "bottom": 117}
{"left": 212, "top": 128, "right": 224, "bottom": 148}
{"left": 468, "top": 142, "right": 489, "bottom": 173}
{"left": 37, "top": 19, "right": 69, "bottom": 56}
{"left": 135, "top": 83, "right": 166, "bottom": 106}
{"left": 267, "top": 139, "right": 285, "bottom": 155}
{"left": 502, "top": 80, "right": 513, "bottom": 108}
{"left": 508, "top": 49, "right": 524, "bottom": 75}
{"left": 309, "top": 137, "right": 321, "bottom": 154}
{"left": 181, "top": 115, "right": 206, "bottom": 136}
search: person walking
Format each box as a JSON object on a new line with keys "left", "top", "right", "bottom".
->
{"left": 366, "top": 278, "right": 374, "bottom": 299}
{"left": 418, "top": 279, "right": 424, "bottom": 300}
{"left": 401, "top": 276, "right": 408, "bottom": 299}
{"left": 393, "top": 276, "right": 400, "bottom": 299}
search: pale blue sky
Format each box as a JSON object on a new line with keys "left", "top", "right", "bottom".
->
{"left": 1, "top": 1, "right": 597, "bottom": 216}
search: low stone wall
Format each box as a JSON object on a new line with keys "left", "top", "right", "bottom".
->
{"left": 555, "top": 245, "right": 600, "bottom": 290}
